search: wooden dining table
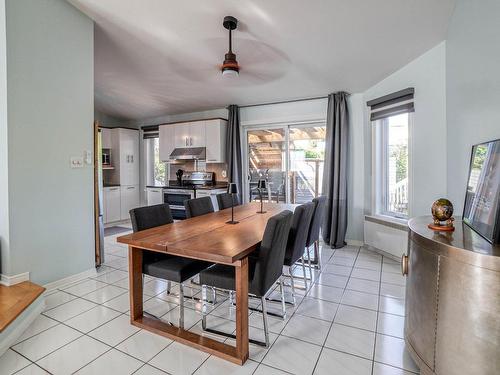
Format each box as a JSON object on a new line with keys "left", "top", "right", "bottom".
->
{"left": 117, "top": 202, "right": 296, "bottom": 365}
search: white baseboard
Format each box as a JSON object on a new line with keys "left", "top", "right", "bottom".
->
{"left": 346, "top": 239, "right": 364, "bottom": 247}
{"left": 44, "top": 268, "right": 98, "bottom": 291}
{"left": 0, "top": 295, "right": 45, "bottom": 357}
{"left": 0, "top": 272, "right": 30, "bottom": 286}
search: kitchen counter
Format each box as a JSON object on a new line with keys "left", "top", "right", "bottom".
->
{"left": 146, "top": 183, "right": 228, "bottom": 190}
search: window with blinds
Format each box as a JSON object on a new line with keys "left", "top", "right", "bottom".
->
{"left": 368, "top": 88, "right": 414, "bottom": 219}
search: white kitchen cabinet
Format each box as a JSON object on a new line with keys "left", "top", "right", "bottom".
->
{"left": 189, "top": 121, "right": 206, "bottom": 147}
{"left": 205, "top": 119, "right": 227, "bottom": 163}
{"left": 101, "top": 128, "right": 112, "bottom": 149}
{"left": 159, "top": 119, "right": 226, "bottom": 161}
{"left": 173, "top": 121, "right": 206, "bottom": 148}
{"left": 103, "top": 186, "right": 121, "bottom": 223}
{"left": 110, "top": 128, "right": 140, "bottom": 186}
{"left": 147, "top": 187, "right": 164, "bottom": 206}
{"left": 120, "top": 185, "right": 140, "bottom": 220}
{"left": 196, "top": 189, "right": 227, "bottom": 211}
{"left": 159, "top": 125, "right": 175, "bottom": 161}
{"left": 174, "top": 123, "right": 188, "bottom": 148}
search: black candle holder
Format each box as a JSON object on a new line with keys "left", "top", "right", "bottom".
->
{"left": 256, "top": 179, "right": 267, "bottom": 214}
{"left": 226, "top": 183, "right": 239, "bottom": 224}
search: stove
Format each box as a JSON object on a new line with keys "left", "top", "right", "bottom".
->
{"left": 163, "top": 172, "right": 215, "bottom": 219}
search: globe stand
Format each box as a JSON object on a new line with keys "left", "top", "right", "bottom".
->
{"left": 428, "top": 217, "right": 455, "bottom": 232}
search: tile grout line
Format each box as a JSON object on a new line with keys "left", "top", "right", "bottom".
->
{"left": 310, "top": 245, "right": 362, "bottom": 375}
{"left": 370, "top": 252, "right": 384, "bottom": 375}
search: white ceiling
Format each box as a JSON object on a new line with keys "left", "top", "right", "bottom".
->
{"left": 70, "top": 0, "right": 456, "bottom": 120}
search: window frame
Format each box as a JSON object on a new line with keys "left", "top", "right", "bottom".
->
{"left": 144, "top": 136, "right": 166, "bottom": 187}
{"left": 372, "top": 112, "right": 412, "bottom": 220}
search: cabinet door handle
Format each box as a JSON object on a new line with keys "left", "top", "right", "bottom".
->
{"left": 401, "top": 254, "right": 409, "bottom": 276}
{"left": 127, "top": 186, "right": 135, "bottom": 190}
{"left": 190, "top": 137, "right": 193, "bottom": 146}
{"left": 185, "top": 137, "right": 188, "bottom": 146}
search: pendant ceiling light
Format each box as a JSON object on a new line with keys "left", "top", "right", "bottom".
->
{"left": 221, "top": 16, "right": 239, "bottom": 77}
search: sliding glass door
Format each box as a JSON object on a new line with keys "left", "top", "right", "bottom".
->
{"left": 246, "top": 128, "right": 287, "bottom": 203}
{"left": 288, "top": 125, "right": 326, "bottom": 203}
{"left": 244, "top": 122, "right": 326, "bottom": 204}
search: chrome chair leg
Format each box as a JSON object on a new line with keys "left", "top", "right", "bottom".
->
{"left": 211, "top": 287, "right": 217, "bottom": 304}
{"left": 166, "top": 280, "right": 171, "bottom": 294}
{"left": 179, "top": 283, "right": 185, "bottom": 329}
{"left": 279, "top": 276, "right": 286, "bottom": 318}
{"left": 201, "top": 285, "right": 207, "bottom": 330}
{"left": 202, "top": 288, "right": 271, "bottom": 347}
{"left": 289, "top": 268, "right": 297, "bottom": 306}
{"left": 314, "top": 241, "right": 321, "bottom": 270}
{"left": 300, "top": 258, "right": 308, "bottom": 290}
{"left": 261, "top": 296, "right": 270, "bottom": 347}
{"left": 305, "top": 246, "right": 313, "bottom": 279}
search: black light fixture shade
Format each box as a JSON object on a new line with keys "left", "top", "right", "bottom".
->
{"left": 228, "top": 183, "right": 238, "bottom": 194}
{"left": 257, "top": 179, "right": 267, "bottom": 214}
{"left": 226, "top": 183, "right": 239, "bottom": 224}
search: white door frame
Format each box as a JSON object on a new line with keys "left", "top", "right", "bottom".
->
{"left": 241, "top": 120, "right": 326, "bottom": 204}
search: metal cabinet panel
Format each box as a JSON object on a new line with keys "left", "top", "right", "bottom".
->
{"left": 405, "top": 240, "right": 439, "bottom": 371}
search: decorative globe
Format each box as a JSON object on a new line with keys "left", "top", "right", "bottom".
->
{"left": 431, "top": 198, "right": 454, "bottom": 222}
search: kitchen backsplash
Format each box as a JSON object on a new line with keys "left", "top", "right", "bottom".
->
{"left": 167, "top": 161, "right": 228, "bottom": 182}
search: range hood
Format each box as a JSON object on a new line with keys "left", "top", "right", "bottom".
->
{"left": 169, "top": 147, "right": 206, "bottom": 160}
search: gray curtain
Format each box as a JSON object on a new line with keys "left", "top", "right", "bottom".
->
{"left": 322, "top": 92, "right": 350, "bottom": 248}
{"left": 226, "top": 105, "right": 243, "bottom": 200}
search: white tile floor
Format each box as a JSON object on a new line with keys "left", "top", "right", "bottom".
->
{"left": 1, "top": 226, "right": 419, "bottom": 375}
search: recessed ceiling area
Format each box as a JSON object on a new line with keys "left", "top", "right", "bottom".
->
{"left": 70, "top": 0, "right": 456, "bottom": 120}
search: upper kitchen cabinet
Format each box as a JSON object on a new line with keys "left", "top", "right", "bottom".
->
{"left": 174, "top": 123, "right": 190, "bottom": 148}
{"left": 101, "top": 127, "right": 112, "bottom": 149}
{"left": 158, "top": 119, "right": 227, "bottom": 162}
{"left": 110, "top": 128, "right": 140, "bottom": 186}
{"left": 159, "top": 124, "right": 175, "bottom": 161}
{"left": 205, "top": 119, "right": 227, "bottom": 163}
{"left": 173, "top": 121, "right": 206, "bottom": 148}
{"left": 189, "top": 121, "right": 206, "bottom": 147}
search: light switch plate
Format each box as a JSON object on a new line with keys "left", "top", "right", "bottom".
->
{"left": 84, "top": 150, "right": 92, "bottom": 165}
{"left": 70, "top": 157, "right": 84, "bottom": 168}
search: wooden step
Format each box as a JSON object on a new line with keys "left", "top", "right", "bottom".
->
{"left": 0, "top": 281, "right": 45, "bottom": 332}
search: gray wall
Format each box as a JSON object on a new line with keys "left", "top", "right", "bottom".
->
{"left": 0, "top": 0, "right": 9, "bottom": 274}
{"left": 362, "top": 42, "right": 447, "bottom": 219}
{"left": 446, "top": 0, "right": 500, "bottom": 212}
{"left": 5, "top": 0, "right": 94, "bottom": 284}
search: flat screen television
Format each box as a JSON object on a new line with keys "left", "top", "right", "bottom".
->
{"left": 463, "top": 138, "right": 500, "bottom": 244}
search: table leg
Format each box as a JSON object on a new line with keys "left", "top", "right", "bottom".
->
{"left": 235, "top": 257, "right": 249, "bottom": 362}
{"left": 129, "top": 246, "right": 143, "bottom": 321}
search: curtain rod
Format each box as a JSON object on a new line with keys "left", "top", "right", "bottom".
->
{"left": 235, "top": 95, "right": 329, "bottom": 109}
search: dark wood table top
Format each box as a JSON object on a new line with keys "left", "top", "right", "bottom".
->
{"left": 117, "top": 202, "right": 296, "bottom": 265}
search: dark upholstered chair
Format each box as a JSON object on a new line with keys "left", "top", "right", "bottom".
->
{"left": 216, "top": 192, "right": 240, "bottom": 210}
{"left": 305, "top": 196, "right": 327, "bottom": 270}
{"left": 129, "top": 204, "right": 212, "bottom": 328}
{"left": 184, "top": 196, "right": 214, "bottom": 218}
{"left": 283, "top": 202, "right": 315, "bottom": 303}
{"left": 199, "top": 210, "right": 293, "bottom": 347}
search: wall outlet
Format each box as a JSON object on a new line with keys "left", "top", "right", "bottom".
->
{"left": 221, "top": 170, "right": 227, "bottom": 178}
{"left": 70, "top": 157, "right": 84, "bottom": 168}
